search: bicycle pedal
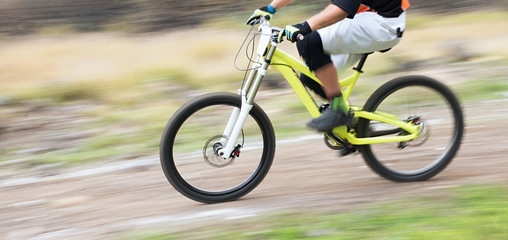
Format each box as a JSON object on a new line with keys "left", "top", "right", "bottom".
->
{"left": 339, "top": 146, "right": 356, "bottom": 157}
{"left": 324, "top": 132, "right": 345, "bottom": 150}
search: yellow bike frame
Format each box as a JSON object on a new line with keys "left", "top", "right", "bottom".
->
{"left": 270, "top": 47, "right": 420, "bottom": 145}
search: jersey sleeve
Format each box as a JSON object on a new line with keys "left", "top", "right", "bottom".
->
{"left": 330, "top": 0, "right": 361, "bottom": 18}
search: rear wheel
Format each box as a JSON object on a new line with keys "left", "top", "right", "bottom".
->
{"left": 160, "top": 93, "right": 276, "bottom": 203}
{"left": 357, "top": 75, "right": 464, "bottom": 181}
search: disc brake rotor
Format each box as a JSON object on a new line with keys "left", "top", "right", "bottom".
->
{"left": 203, "top": 135, "right": 235, "bottom": 168}
{"left": 399, "top": 116, "right": 431, "bottom": 148}
{"left": 408, "top": 119, "right": 430, "bottom": 147}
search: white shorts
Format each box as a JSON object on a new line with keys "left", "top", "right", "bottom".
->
{"left": 317, "top": 11, "right": 406, "bottom": 74}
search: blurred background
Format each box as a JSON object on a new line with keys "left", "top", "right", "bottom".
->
{"left": 1, "top": 0, "right": 508, "bottom": 239}
{"left": 1, "top": 0, "right": 507, "bottom": 34}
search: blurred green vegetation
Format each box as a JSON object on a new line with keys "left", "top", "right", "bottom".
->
{"left": 119, "top": 183, "right": 508, "bottom": 239}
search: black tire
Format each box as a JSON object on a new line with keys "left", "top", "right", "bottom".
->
{"left": 160, "top": 92, "right": 275, "bottom": 203}
{"left": 357, "top": 75, "right": 464, "bottom": 182}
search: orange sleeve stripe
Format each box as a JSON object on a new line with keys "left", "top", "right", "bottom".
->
{"left": 356, "top": 4, "right": 371, "bottom": 14}
{"left": 402, "top": 0, "right": 410, "bottom": 10}
{"left": 356, "top": 1, "right": 410, "bottom": 14}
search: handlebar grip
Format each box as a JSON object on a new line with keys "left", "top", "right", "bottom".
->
{"left": 297, "top": 34, "right": 304, "bottom": 41}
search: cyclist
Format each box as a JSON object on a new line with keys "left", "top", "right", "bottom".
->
{"left": 247, "top": 0, "right": 409, "bottom": 131}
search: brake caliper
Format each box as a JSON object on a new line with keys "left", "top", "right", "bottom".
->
{"left": 232, "top": 144, "right": 242, "bottom": 158}
{"left": 398, "top": 115, "right": 424, "bottom": 149}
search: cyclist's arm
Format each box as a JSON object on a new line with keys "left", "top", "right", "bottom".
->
{"left": 269, "top": 0, "right": 294, "bottom": 9}
{"left": 307, "top": 4, "right": 349, "bottom": 31}
{"left": 272, "top": 0, "right": 350, "bottom": 31}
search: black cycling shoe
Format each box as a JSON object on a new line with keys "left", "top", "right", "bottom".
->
{"left": 307, "top": 107, "right": 348, "bottom": 131}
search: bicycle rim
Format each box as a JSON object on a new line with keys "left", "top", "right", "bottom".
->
{"left": 160, "top": 93, "right": 275, "bottom": 203}
{"left": 358, "top": 76, "right": 463, "bottom": 181}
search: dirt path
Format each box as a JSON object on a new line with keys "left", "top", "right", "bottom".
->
{"left": 1, "top": 99, "right": 508, "bottom": 240}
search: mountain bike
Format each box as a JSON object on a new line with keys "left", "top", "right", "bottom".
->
{"left": 160, "top": 18, "right": 464, "bottom": 203}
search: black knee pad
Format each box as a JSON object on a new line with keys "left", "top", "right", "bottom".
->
{"left": 296, "top": 31, "right": 332, "bottom": 71}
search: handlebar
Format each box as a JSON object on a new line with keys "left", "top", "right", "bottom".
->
{"left": 257, "top": 18, "right": 305, "bottom": 43}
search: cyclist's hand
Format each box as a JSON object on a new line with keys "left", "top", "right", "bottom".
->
{"left": 246, "top": 5, "right": 277, "bottom": 25}
{"left": 284, "top": 21, "right": 312, "bottom": 42}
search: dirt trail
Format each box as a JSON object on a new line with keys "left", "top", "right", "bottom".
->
{"left": 1, "top": 99, "right": 508, "bottom": 240}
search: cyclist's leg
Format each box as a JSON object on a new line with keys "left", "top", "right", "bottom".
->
{"left": 295, "top": 28, "right": 349, "bottom": 130}
{"left": 296, "top": 34, "right": 348, "bottom": 130}
{"left": 296, "top": 31, "right": 342, "bottom": 98}
{"left": 296, "top": 31, "right": 342, "bottom": 99}
{"left": 299, "top": 12, "right": 406, "bottom": 131}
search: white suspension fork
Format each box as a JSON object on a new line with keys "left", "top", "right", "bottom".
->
{"left": 220, "top": 105, "right": 240, "bottom": 144}
{"left": 218, "top": 96, "right": 253, "bottom": 158}
{"left": 218, "top": 38, "right": 278, "bottom": 159}
{"left": 218, "top": 57, "right": 261, "bottom": 149}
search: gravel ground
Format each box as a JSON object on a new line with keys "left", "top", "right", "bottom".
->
{"left": 1, "top": 97, "right": 508, "bottom": 240}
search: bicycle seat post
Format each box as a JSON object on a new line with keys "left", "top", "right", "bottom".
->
{"left": 353, "top": 53, "right": 370, "bottom": 73}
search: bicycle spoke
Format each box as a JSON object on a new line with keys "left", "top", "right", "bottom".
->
{"left": 358, "top": 76, "right": 463, "bottom": 181}
{"left": 160, "top": 93, "right": 275, "bottom": 203}
{"left": 370, "top": 87, "right": 454, "bottom": 173}
{"left": 172, "top": 104, "right": 264, "bottom": 192}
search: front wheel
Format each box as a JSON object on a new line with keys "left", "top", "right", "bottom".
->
{"left": 160, "top": 93, "right": 275, "bottom": 203}
{"left": 357, "top": 75, "right": 464, "bottom": 182}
